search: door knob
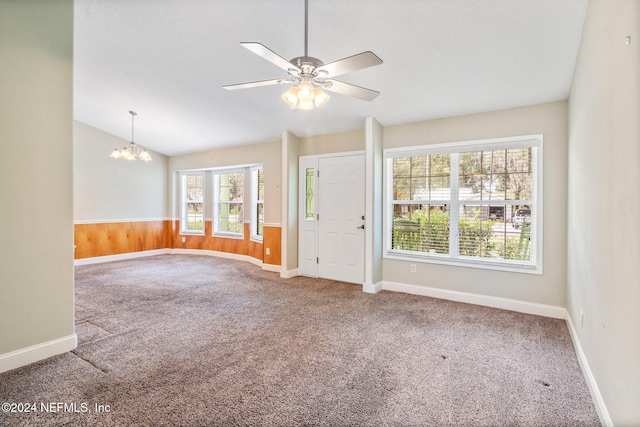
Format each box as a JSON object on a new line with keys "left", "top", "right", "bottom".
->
{"left": 357, "top": 225, "right": 365, "bottom": 229}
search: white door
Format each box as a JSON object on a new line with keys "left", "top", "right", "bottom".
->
{"left": 317, "top": 155, "right": 365, "bottom": 284}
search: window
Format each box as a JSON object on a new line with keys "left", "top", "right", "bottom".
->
{"left": 305, "top": 167, "right": 315, "bottom": 220}
{"left": 181, "top": 173, "right": 205, "bottom": 234}
{"left": 385, "top": 135, "right": 542, "bottom": 273}
{"left": 251, "top": 166, "right": 264, "bottom": 240}
{"left": 213, "top": 170, "right": 243, "bottom": 236}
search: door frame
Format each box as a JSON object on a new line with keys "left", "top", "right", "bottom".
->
{"left": 298, "top": 150, "right": 365, "bottom": 280}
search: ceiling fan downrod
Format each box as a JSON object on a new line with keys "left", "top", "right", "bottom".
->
{"left": 304, "top": 0, "right": 309, "bottom": 57}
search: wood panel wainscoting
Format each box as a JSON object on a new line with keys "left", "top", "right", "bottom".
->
{"left": 262, "top": 226, "right": 281, "bottom": 266}
{"left": 74, "top": 220, "right": 172, "bottom": 259}
{"left": 75, "top": 220, "right": 282, "bottom": 267}
{"left": 172, "top": 221, "right": 282, "bottom": 266}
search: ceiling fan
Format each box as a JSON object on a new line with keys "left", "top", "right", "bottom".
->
{"left": 222, "top": 0, "right": 383, "bottom": 109}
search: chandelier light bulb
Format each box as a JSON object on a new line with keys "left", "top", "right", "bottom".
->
{"left": 139, "top": 150, "right": 152, "bottom": 162}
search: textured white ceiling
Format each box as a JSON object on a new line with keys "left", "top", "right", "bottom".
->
{"left": 74, "top": 0, "right": 588, "bottom": 156}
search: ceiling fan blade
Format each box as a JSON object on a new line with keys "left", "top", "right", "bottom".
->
{"left": 325, "top": 79, "right": 380, "bottom": 102}
{"left": 317, "top": 51, "right": 382, "bottom": 78}
{"left": 222, "top": 78, "right": 289, "bottom": 90}
{"left": 240, "top": 42, "right": 300, "bottom": 73}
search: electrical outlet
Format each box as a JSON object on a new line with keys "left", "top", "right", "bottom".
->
{"left": 410, "top": 264, "right": 416, "bottom": 273}
{"left": 266, "top": 248, "right": 270, "bottom": 255}
{"left": 182, "top": 236, "right": 186, "bottom": 243}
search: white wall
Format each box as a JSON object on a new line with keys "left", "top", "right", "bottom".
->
{"left": 0, "top": 0, "right": 75, "bottom": 369}
{"left": 298, "top": 129, "right": 365, "bottom": 156}
{"left": 382, "top": 101, "right": 568, "bottom": 308}
{"left": 74, "top": 121, "right": 170, "bottom": 222}
{"left": 567, "top": 0, "right": 640, "bottom": 424}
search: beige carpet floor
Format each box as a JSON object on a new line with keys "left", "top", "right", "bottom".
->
{"left": 0, "top": 254, "right": 600, "bottom": 426}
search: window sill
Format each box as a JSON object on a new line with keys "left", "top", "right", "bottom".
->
{"left": 213, "top": 232, "right": 244, "bottom": 240}
{"left": 384, "top": 251, "right": 541, "bottom": 275}
{"left": 181, "top": 231, "right": 204, "bottom": 236}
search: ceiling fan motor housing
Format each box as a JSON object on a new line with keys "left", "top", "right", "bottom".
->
{"left": 291, "top": 56, "right": 324, "bottom": 76}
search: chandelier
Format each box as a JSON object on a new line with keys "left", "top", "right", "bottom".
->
{"left": 110, "top": 111, "right": 152, "bottom": 161}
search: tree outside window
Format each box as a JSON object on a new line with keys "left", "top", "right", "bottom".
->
{"left": 386, "top": 136, "right": 541, "bottom": 271}
{"left": 214, "top": 171, "right": 243, "bottom": 236}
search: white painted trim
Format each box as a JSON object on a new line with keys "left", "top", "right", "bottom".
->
{"left": 170, "top": 249, "right": 262, "bottom": 267}
{"left": 263, "top": 222, "right": 282, "bottom": 227}
{"left": 280, "top": 268, "right": 298, "bottom": 279}
{"left": 76, "top": 249, "right": 284, "bottom": 276}
{"left": 382, "top": 281, "right": 565, "bottom": 319}
{"left": 281, "top": 131, "right": 290, "bottom": 279}
{"left": 74, "top": 249, "right": 171, "bottom": 265}
{"left": 564, "top": 311, "right": 613, "bottom": 427}
{"left": 363, "top": 281, "right": 383, "bottom": 294}
{"left": 74, "top": 218, "right": 171, "bottom": 224}
{"left": 262, "top": 263, "right": 281, "bottom": 273}
{"left": 299, "top": 150, "right": 366, "bottom": 162}
{"left": 0, "top": 334, "right": 77, "bottom": 374}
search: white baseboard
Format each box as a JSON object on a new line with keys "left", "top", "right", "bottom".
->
{"left": 0, "top": 334, "right": 77, "bottom": 374}
{"left": 74, "top": 249, "right": 280, "bottom": 273}
{"left": 564, "top": 311, "right": 613, "bottom": 427}
{"left": 280, "top": 268, "right": 298, "bottom": 279}
{"left": 74, "top": 249, "right": 170, "bottom": 266}
{"left": 363, "top": 281, "right": 383, "bottom": 294}
{"left": 170, "top": 248, "right": 266, "bottom": 267}
{"left": 381, "top": 281, "right": 566, "bottom": 319}
{"left": 262, "top": 263, "right": 281, "bottom": 273}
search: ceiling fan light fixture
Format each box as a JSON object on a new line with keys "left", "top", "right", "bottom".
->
{"left": 282, "top": 86, "right": 299, "bottom": 108}
{"left": 313, "top": 87, "right": 330, "bottom": 107}
{"left": 224, "top": 1, "right": 382, "bottom": 108}
{"left": 297, "top": 100, "right": 315, "bottom": 110}
{"left": 297, "top": 81, "right": 315, "bottom": 102}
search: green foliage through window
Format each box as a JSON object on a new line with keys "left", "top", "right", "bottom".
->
{"left": 387, "top": 137, "right": 539, "bottom": 268}
{"left": 216, "top": 171, "right": 243, "bottom": 234}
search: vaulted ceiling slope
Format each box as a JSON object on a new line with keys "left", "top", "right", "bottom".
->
{"left": 74, "top": 0, "right": 588, "bottom": 156}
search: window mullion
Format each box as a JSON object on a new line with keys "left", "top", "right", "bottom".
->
{"left": 449, "top": 153, "right": 460, "bottom": 258}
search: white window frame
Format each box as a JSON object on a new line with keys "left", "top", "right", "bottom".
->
{"left": 383, "top": 134, "right": 543, "bottom": 274}
{"left": 212, "top": 168, "right": 244, "bottom": 238}
{"left": 180, "top": 172, "right": 205, "bottom": 235}
{"left": 250, "top": 165, "right": 264, "bottom": 242}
